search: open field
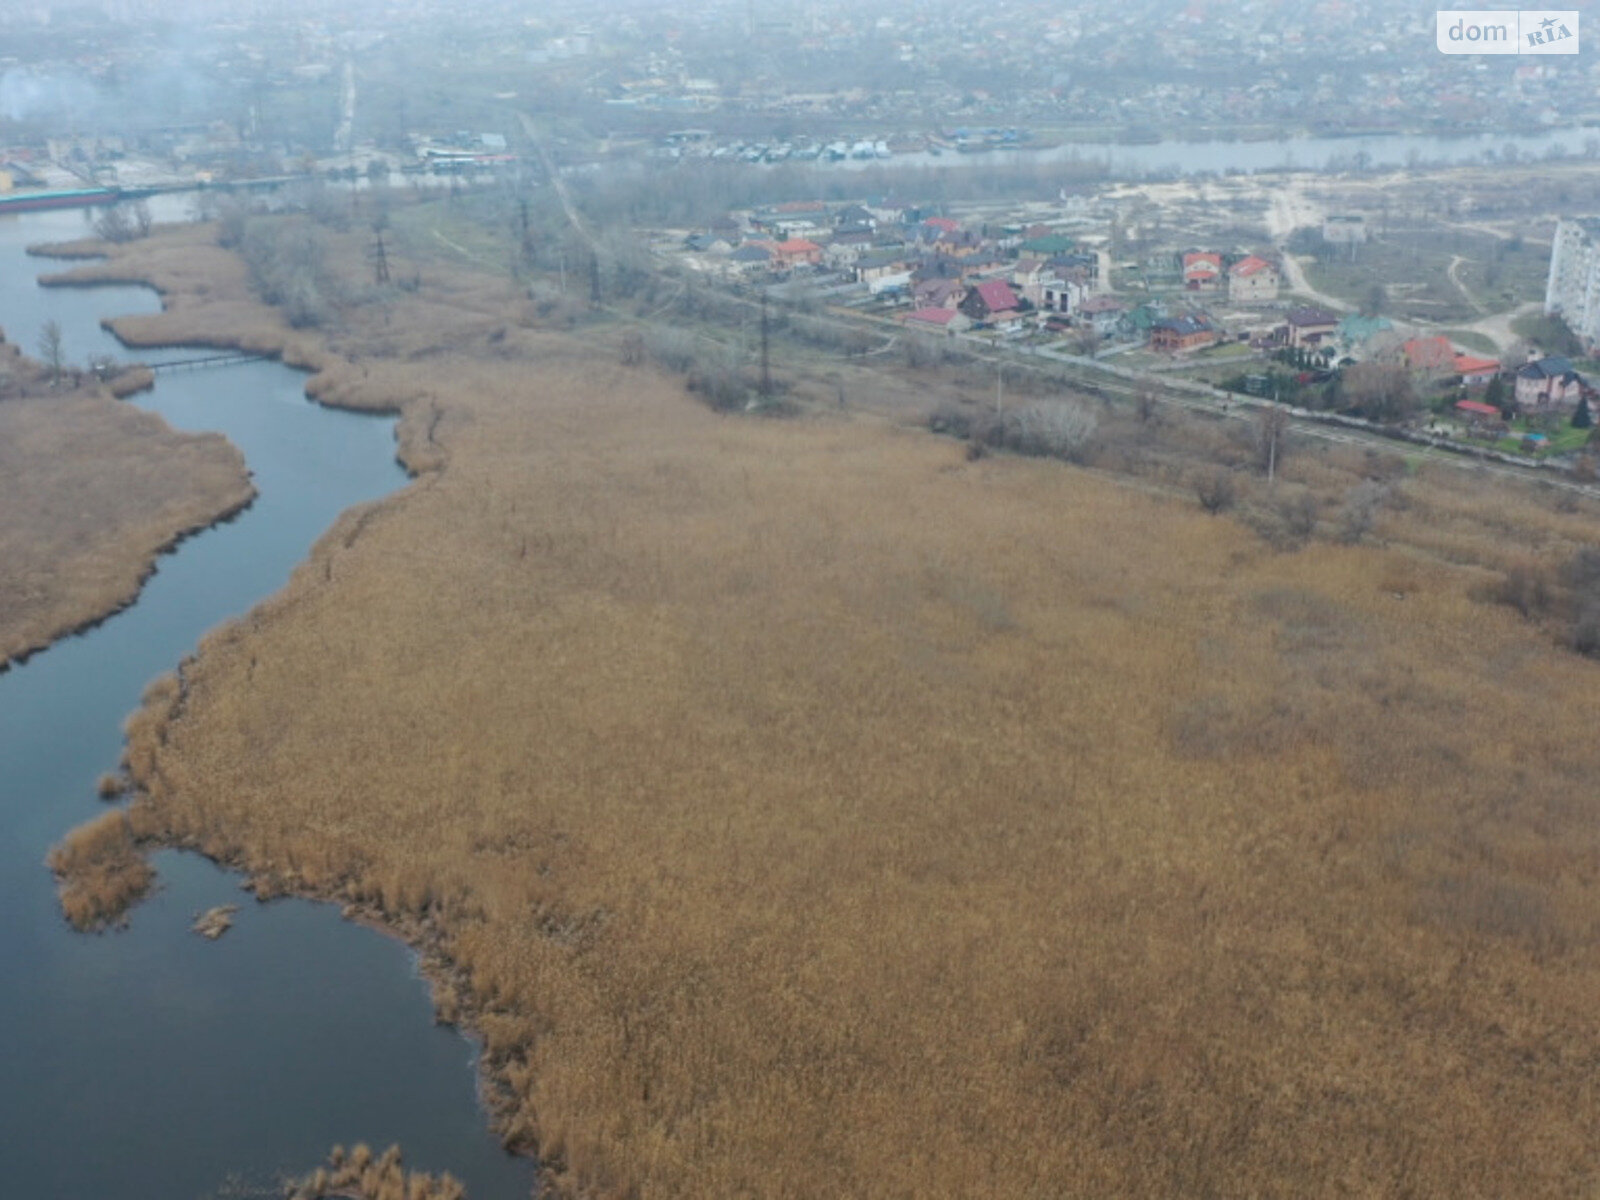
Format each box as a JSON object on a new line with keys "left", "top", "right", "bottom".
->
{"left": 0, "top": 352, "right": 254, "bottom": 669}
{"left": 47, "top": 210, "right": 1600, "bottom": 1198}
{"left": 1304, "top": 226, "right": 1551, "bottom": 325}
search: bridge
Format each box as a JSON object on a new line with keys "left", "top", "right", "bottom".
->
{"left": 146, "top": 353, "right": 271, "bottom": 374}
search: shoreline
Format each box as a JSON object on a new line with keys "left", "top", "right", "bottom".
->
{"left": 0, "top": 244, "right": 257, "bottom": 673}
{"left": 1, "top": 486, "right": 257, "bottom": 676}
{"left": 33, "top": 224, "right": 537, "bottom": 1176}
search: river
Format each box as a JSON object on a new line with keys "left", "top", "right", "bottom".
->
{"left": 814, "top": 124, "right": 1599, "bottom": 177}
{"left": 0, "top": 207, "right": 535, "bottom": 1199}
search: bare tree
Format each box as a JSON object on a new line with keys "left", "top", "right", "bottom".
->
{"left": 92, "top": 204, "right": 135, "bottom": 244}
{"left": 1338, "top": 362, "right": 1420, "bottom": 425}
{"left": 37, "top": 319, "right": 65, "bottom": 388}
{"left": 1013, "top": 400, "right": 1098, "bottom": 462}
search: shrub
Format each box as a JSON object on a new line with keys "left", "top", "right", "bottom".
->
{"left": 687, "top": 361, "right": 748, "bottom": 412}
{"left": 1493, "top": 560, "right": 1556, "bottom": 618}
{"left": 1195, "top": 468, "right": 1237, "bottom": 514}
{"left": 1279, "top": 491, "right": 1319, "bottom": 540}
{"left": 643, "top": 327, "right": 698, "bottom": 373}
{"left": 928, "top": 404, "right": 974, "bottom": 440}
{"left": 1337, "top": 480, "right": 1388, "bottom": 544}
{"left": 1011, "top": 400, "right": 1098, "bottom": 463}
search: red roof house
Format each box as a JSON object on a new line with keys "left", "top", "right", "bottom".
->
{"left": 773, "top": 238, "right": 823, "bottom": 267}
{"left": 1453, "top": 354, "right": 1501, "bottom": 387}
{"left": 1455, "top": 399, "right": 1504, "bottom": 426}
{"left": 959, "top": 279, "right": 1022, "bottom": 324}
{"left": 1183, "top": 251, "right": 1223, "bottom": 291}
{"left": 1227, "top": 254, "right": 1279, "bottom": 302}
{"left": 903, "top": 307, "right": 972, "bottom": 334}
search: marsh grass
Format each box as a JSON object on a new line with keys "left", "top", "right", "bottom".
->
{"left": 0, "top": 389, "right": 254, "bottom": 670}
{"left": 286, "top": 1144, "right": 465, "bottom": 1200}
{"left": 53, "top": 214, "right": 1600, "bottom": 1198}
{"left": 46, "top": 810, "right": 154, "bottom": 931}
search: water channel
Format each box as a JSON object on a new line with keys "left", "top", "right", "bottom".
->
{"left": 0, "top": 206, "right": 535, "bottom": 1199}
{"left": 815, "top": 124, "right": 1599, "bottom": 177}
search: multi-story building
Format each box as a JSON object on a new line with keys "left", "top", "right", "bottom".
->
{"left": 1544, "top": 217, "right": 1600, "bottom": 347}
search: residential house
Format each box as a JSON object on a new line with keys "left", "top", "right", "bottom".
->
{"left": 1515, "top": 354, "right": 1587, "bottom": 414}
{"left": 1183, "top": 251, "right": 1223, "bottom": 291}
{"left": 1053, "top": 251, "right": 1100, "bottom": 289}
{"left": 986, "top": 223, "right": 1026, "bottom": 251}
{"left": 1020, "top": 232, "right": 1076, "bottom": 257}
{"left": 771, "top": 218, "right": 827, "bottom": 241}
{"left": 1454, "top": 399, "right": 1505, "bottom": 430}
{"left": 1323, "top": 214, "right": 1367, "bottom": 245}
{"left": 913, "top": 276, "right": 966, "bottom": 311}
{"left": 868, "top": 269, "right": 914, "bottom": 297}
{"left": 1120, "top": 301, "right": 1167, "bottom": 341}
{"left": 855, "top": 249, "right": 910, "bottom": 286}
{"left": 773, "top": 238, "right": 824, "bottom": 269}
{"left": 1227, "top": 255, "right": 1279, "bottom": 303}
{"left": 960, "top": 279, "right": 1023, "bottom": 328}
{"left": 865, "top": 202, "right": 906, "bottom": 227}
{"left": 933, "top": 229, "right": 986, "bottom": 259}
{"left": 729, "top": 243, "right": 776, "bottom": 274}
{"left": 1079, "top": 295, "right": 1126, "bottom": 336}
{"left": 1011, "top": 258, "right": 1057, "bottom": 306}
{"left": 1150, "top": 314, "right": 1221, "bottom": 353}
{"left": 902, "top": 307, "right": 972, "bottom": 335}
{"left": 835, "top": 204, "right": 877, "bottom": 231}
{"left": 1013, "top": 257, "right": 1084, "bottom": 314}
{"left": 1285, "top": 306, "right": 1340, "bottom": 349}
{"left": 1454, "top": 354, "right": 1502, "bottom": 388}
{"left": 684, "top": 232, "right": 732, "bottom": 255}
{"left": 1041, "top": 277, "right": 1087, "bottom": 316}
{"left": 823, "top": 231, "right": 876, "bottom": 270}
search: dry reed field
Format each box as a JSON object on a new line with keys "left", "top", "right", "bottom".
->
{"left": 53, "top": 216, "right": 1600, "bottom": 1197}
{"left": 287, "top": 1142, "right": 466, "bottom": 1200}
{"left": 0, "top": 379, "right": 253, "bottom": 669}
{"left": 46, "top": 807, "right": 155, "bottom": 930}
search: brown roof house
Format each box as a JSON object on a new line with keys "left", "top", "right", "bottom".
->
{"left": 913, "top": 276, "right": 967, "bottom": 310}
{"left": 1150, "top": 314, "right": 1220, "bottom": 353}
{"left": 1285, "top": 306, "right": 1339, "bottom": 349}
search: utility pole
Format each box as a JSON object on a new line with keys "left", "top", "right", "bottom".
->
{"left": 995, "top": 361, "right": 1005, "bottom": 415}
